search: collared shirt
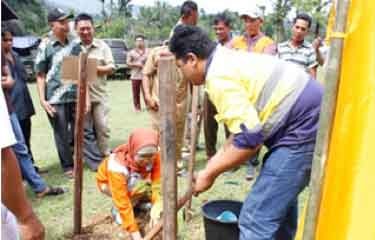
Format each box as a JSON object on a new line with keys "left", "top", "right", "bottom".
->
{"left": 229, "top": 32, "right": 277, "bottom": 55}
{"left": 205, "top": 46, "right": 322, "bottom": 149}
{"left": 7, "top": 51, "right": 35, "bottom": 120}
{"left": 142, "top": 45, "right": 187, "bottom": 105}
{"left": 34, "top": 34, "right": 78, "bottom": 104}
{"left": 78, "top": 39, "right": 115, "bottom": 102}
{"left": 127, "top": 48, "right": 149, "bottom": 80}
{"left": 277, "top": 40, "right": 318, "bottom": 72}
{"left": 217, "top": 32, "right": 232, "bottom": 47}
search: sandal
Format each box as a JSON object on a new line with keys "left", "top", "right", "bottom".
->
{"left": 37, "top": 186, "right": 65, "bottom": 198}
{"left": 64, "top": 170, "right": 74, "bottom": 179}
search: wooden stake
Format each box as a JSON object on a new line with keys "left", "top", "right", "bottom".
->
{"left": 158, "top": 56, "right": 177, "bottom": 240}
{"left": 73, "top": 53, "right": 88, "bottom": 235}
{"left": 302, "top": 1, "right": 351, "bottom": 239}
{"left": 184, "top": 85, "right": 199, "bottom": 221}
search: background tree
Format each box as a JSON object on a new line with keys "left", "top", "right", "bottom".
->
{"left": 7, "top": 0, "right": 47, "bottom": 35}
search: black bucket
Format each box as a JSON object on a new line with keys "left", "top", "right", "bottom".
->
{"left": 202, "top": 200, "right": 243, "bottom": 240}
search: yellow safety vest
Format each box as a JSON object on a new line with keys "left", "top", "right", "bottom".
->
{"left": 231, "top": 35, "right": 275, "bottom": 53}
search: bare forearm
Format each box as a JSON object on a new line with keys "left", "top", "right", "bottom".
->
{"left": 142, "top": 75, "right": 152, "bottom": 99}
{"left": 97, "top": 65, "right": 114, "bottom": 76}
{"left": 36, "top": 73, "right": 46, "bottom": 102}
{"left": 205, "top": 138, "right": 260, "bottom": 179}
{"left": 309, "top": 67, "right": 317, "bottom": 79}
{"left": 1, "top": 148, "right": 34, "bottom": 222}
{"left": 316, "top": 50, "right": 325, "bottom": 66}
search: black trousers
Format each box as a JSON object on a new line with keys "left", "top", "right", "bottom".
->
{"left": 47, "top": 103, "right": 75, "bottom": 171}
{"left": 19, "top": 118, "right": 34, "bottom": 163}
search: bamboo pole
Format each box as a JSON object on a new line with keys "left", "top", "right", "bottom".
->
{"left": 184, "top": 85, "right": 199, "bottom": 221}
{"left": 302, "top": 1, "right": 351, "bottom": 239}
{"left": 73, "top": 53, "right": 88, "bottom": 234}
{"left": 158, "top": 56, "right": 177, "bottom": 240}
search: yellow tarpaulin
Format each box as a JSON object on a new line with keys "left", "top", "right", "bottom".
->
{"left": 297, "top": 0, "right": 375, "bottom": 239}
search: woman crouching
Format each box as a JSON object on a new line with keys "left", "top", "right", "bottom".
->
{"left": 96, "top": 128, "right": 162, "bottom": 240}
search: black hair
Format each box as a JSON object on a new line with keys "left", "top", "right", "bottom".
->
{"left": 213, "top": 13, "right": 231, "bottom": 27}
{"left": 135, "top": 34, "right": 145, "bottom": 40}
{"left": 180, "top": 1, "right": 198, "bottom": 17}
{"left": 1, "top": 29, "right": 12, "bottom": 38}
{"left": 294, "top": 13, "right": 312, "bottom": 28}
{"left": 169, "top": 25, "right": 216, "bottom": 60}
{"left": 74, "top": 13, "right": 94, "bottom": 27}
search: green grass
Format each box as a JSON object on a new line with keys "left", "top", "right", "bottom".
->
{"left": 27, "top": 80, "right": 308, "bottom": 239}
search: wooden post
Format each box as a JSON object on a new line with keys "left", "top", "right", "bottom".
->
{"left": 184, "top": 85, "right": 199, "bottom": 221}
{"left": 73, "top": 53, "right": 88, "bottom": 235}
{"left": 158, "top": 56, "right": 177, "bottom": 240}
{"left": 302, "top": 1, "right": 350, "bottom": 239}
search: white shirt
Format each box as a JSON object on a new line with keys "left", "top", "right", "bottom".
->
{"left": 0, "top": 88, "right": 16, "bottom": 151}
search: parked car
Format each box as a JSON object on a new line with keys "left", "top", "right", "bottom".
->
{"left": 12, "top": 35, "right": 41, "bottom": 82}
{"left": 102, "top": 38, "right": 130, "bottom": 79}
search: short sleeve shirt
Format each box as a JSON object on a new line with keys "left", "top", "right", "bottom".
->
{"left": 79, "top": 39, "right": 115, "bottom": 102}
{"left": 127, "top": 48, "right": 149, "bottom": 80}
{"left": 277, "top": 41, "right": 318, "bottom": 72}
{"left": 142, "top": 46, "right": 187, "bottom": 104}
{"left": 34, "top": 34, "right": 78, "bottom": 104}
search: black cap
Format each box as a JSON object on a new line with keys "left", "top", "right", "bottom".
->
{"left": 47, "top": 8, "right": 73, "bottom": 22}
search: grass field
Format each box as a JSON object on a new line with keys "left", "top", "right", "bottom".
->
{"left": 26, "top": 80, "right": 307, "bottom": 239}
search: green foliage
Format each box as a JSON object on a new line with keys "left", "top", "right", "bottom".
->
{"left": 96, "top": 16, "right": 129, "bottom": 39}
{"left": 96, "top": 1, "right": 247, "bottom": 47}
{"left": 7, "top": 0, "right": 48, "bottom": 35}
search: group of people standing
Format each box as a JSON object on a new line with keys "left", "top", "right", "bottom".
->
{"left": 1, "top": 0, "right": 328, "bottom": 239}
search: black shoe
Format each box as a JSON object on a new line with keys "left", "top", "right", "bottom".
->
{"left": 250, "top": 159, "right": 260, "bottom": 167}
{"left": 34, "top": 166, "right": 48, "bottom": 174}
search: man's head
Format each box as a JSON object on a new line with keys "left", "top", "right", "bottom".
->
{"left": 1, "top": 30, "right": 13, "bottom": 53}
{"left": 213, "top": 13, "right": 231, "bottom": 44}
{"left": 75, "top": 13, "right": 95, "bottom": 45}
{"left": 135, "top": 35, "right": 145, "bottom": 49}
{"left": 291, "top": 13, "right": 312, "bottom": 43}
{"left": 239, "top": 8, "right": 263, "bottom": 37}
{"left": 48, "top": 8, "right": 73, "bottom": 39}
{"left": 180, "top": 1, "right": 198, "bottom": 26}
{"left": 169, "top": 25, "right": 216, "bottom": 86}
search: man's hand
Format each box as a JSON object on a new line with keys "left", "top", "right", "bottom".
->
{"left": 85, "top": 101, "right": 91, "bottom": 115}
{"left": 1, "top": 74, "right": 15, "bottom": 89}
{"left": 18, "top": 213, "right": 45, "bottom": 240}
{"left": 40, "top": 100, "right": 56, "bottom": 117}
{"left": 85, "top": 91, "right": 91, "bottom": 115}
{"left": 150, "top": 201, "right": 162, "bottom": 226}
{"left": 193, "top": 169, "right": 216, "bottom": 196}
{"left": 145, "top": 96, "right": 159, "bottom": 111}
{"left": 312, "top": 37, "right": 322, "bottom": 51}
{"left": 130, "top": 231, "right": 143, "bottom": 240}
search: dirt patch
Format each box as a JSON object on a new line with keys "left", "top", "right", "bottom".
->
{"left": 65, "top": 211, "right": 158, "bottom": 240}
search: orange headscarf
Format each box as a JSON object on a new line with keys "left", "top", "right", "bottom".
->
{"left": 113, "top": 128, "right": 159, "bottom": 173}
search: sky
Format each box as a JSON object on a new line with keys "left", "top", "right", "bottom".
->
{"left": 131, "top": 0, "right": 272, "bottom": 14}
{"left": 47, "top": 0, "right": 273, "bottom": 15}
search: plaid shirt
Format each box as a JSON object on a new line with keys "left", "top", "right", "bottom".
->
{"left": 277, "top": 40, "right": 318, "bottom": 72}
{"left": 34, "top": 34, "right": 78, "bottom": 104}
